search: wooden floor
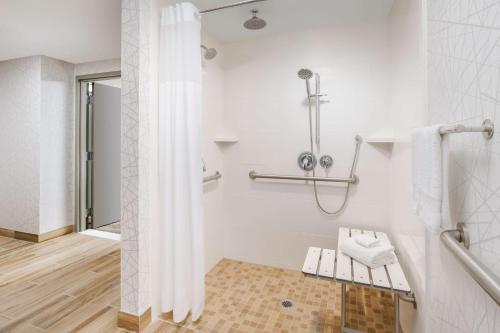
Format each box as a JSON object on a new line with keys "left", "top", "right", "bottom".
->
{"left": 0, "top": 233, "right": 124, "bottom": 332}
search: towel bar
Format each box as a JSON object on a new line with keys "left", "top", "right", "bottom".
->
{"left": 439, "top": 119, "right": 494, "bottom": 139}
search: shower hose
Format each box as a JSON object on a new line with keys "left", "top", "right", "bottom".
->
{"left": 306, "top": 98, "right": 362, "bottom": 216}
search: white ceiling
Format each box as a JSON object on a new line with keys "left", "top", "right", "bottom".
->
{"left": 0, "top": 0, "right": 121, "bottom": 63}
{"left": 0, "top": 0, "right": 394, "bottom": 63}
{"left": 191, "top": 0, "right": 395, "bottom": 43}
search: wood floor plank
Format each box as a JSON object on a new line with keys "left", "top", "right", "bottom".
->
{"left": 44, "top": 302, "right": 113, "bottom": 332}
{"left": 72, "top": 306, "right": 125, "bottom": 333}
{"left": 0, "top": 233, "right": 121, "bottom": 333}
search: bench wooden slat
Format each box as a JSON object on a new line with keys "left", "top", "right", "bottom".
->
{"left": 364, "top": 231, "right": 392, "bottom": 289}
{"left": 375, "top": 231, "right": 411, "bottom": 292}
{"left": 350, "top": 229, "right": 371, "bottom": 285}
{"left": 335, "top": 228, "right": 352, "bottom": 282}
{"left": 303, "top": 228, "right": 411, "bottom": 295}
{"left": 318, "top": 249, "right": 335, "bottom": 278}
{"left": 302, "top": 247, "right": 321, "bottom": 275}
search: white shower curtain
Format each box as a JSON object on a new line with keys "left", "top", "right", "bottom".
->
{"left": 158, "top": 2, "right": 204, "bottom": 322}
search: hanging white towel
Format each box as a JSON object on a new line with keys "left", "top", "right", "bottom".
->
{"left": 340, "top": 238, "right": 395, "bottom": 268}
{"left": 159, "top": 2, "right": 204, "bottom": 323}
{"left": 412, "top": 124, "right": 451, "bottom": 233}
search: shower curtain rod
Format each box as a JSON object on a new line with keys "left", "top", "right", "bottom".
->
{"left": 199, "top": 0, "right": 267, "bottom": 14}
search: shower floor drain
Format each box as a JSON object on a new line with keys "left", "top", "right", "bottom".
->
{"left": 280, "top": 299, "right": 294, "bottom": 309}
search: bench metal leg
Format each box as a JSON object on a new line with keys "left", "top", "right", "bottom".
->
{"left": 340, "top": 283, "right": 364, "bottom": 333}
{"left": 394, "top": 294, "right": 400, "bottom": 333}
{"left": 340, "top": 283, "right": 401, "bottom": 333}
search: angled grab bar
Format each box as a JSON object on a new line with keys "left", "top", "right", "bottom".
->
{"left": 441, "top": 223, "right": 500, "bottom": 306}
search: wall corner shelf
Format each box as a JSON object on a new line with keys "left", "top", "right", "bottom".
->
{"left": 214, "top": 136, "right": 239, "bottom": 143}
{"left": 365, "top": 136, "right": 396, "bottom": 144}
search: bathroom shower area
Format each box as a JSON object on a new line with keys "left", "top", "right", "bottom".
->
{"left": 146, "top": 0, "right": 426, "bottom": 332}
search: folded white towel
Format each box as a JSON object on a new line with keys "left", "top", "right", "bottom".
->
{"left": 354, "top": 234, "right": 380, "bottom": 248}
{"left": 412, "top": 124, "right": 451, "bottom": 233}
{"left": 340, "top": 237, "right": 395, "bottom": 268}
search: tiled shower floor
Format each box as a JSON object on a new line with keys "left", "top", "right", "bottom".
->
{"left": 148, "top": 259, "right": 397, "bottom": 333}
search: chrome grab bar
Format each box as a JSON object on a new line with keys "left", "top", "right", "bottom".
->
{"left": 249, "top": 170, "right": 358, "bottom": 184}
{"left": 439, "top": 119, "right": 494, "bottom": 139}
{"left": 441, "top": 223, "right": 500, "bottom": 306}
{"left": 203, "top": 171, "right": 221, "bottom": 183}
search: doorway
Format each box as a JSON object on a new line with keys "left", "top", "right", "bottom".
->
{"left": 76, "top": 73, "right": 121, "bottom": 235}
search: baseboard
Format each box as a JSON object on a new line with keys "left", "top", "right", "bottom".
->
{"left": 117, "top": 307, "right": 151, "bottom": 332}
{"left": 0, "top": 228, "right": 15, "bottom": 238}
{"left": 0, "top": 225, "right": 74, "bottom": 243}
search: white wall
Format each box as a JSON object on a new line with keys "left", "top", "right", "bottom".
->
{"left": 39, "top": 56, "right": 75, "bottom": 234}
{"left": 0, "top": 56, "right": 42, "bottom": 234}
{"left": 221, "top": 20, "right": 394, "bottom": 269}
{"left": 201, "top": 31, "right": 226, "bottom": 272}
{"left": 0, "top": 55, "right": 121, "bottom": 236}
{"left": 387, "top": 0, "right": 427, "bottom": 331}
{"left": 0, "top": 55, "right": 76, "bottom": 235}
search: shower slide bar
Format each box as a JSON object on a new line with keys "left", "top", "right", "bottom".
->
{"left": 439, "top": 119, "right": 494, "bottom": 139}
{"left": 441, "top": 223, "right": 500, "bottom": 306}
{"left": 249, "top": 170, "right": 358, "bottom": 184}
{"left": 203, "top": 171, "right": 222, "bottom": 183}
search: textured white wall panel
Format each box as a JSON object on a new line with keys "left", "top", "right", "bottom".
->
{"left": 427, "top": 0, "right": 500, "bottom": 331}
{"left": 0, "top": 56, "right": 41, "bottom": 234}
{"left": 40, "top": 56, "right": 75, "bottom": 234}
{"left": 120, "top": 0, "right": 151, "bottom": 316}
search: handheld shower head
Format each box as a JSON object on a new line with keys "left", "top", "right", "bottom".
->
{"left": 297, "top": 68, "right": 313, "bottom": 98}
{"left": 297, "top": 68, "right": 313, "bottom": 80}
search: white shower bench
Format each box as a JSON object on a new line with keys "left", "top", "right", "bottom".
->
{"left": 302, "top": 227, "right": 415, "bottom": 333}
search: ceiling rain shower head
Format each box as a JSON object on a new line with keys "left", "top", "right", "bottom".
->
{"left": 201, "top": 45, "right": 217, "bottom": 60}
{"left": 244, "top": 9, "right": 266, "bottom": 30}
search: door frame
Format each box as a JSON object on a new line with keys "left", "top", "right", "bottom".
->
{"left": 75, "top": 71, "right": 121, "bottom": 232}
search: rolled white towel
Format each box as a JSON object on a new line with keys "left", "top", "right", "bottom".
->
{"left": 353, "top": 234, "right": 380, "bottom": 248}
{"left": 340, "top": 237, "right": 395, "bottom": 268}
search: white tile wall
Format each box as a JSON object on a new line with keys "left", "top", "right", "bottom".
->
{"left": 221, "top": 21, "right": 394, "bottom": 270}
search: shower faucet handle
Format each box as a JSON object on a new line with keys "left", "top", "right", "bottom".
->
{"left": 297, "top": 152, "right": 317, "bottom": 171}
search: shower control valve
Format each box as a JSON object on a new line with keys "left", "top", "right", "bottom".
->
{"left": 297, "top": 152, "right": 317, "bottom": 171}
{"left": 319, "top": 155, "right": 334, "bottom": 169}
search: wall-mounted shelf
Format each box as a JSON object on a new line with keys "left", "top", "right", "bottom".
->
{"left": 365, "top": 130, "right": 396, "bottom": 144}
{"left": 365, "top": 136, "right": 396, "bottom": 144}
{"left": 214, "top": 136, "right": 239, "bottom": 143}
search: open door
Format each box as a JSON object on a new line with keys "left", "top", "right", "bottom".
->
{"left": 84, "top": 80, "right": 121, "bottom": 230}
